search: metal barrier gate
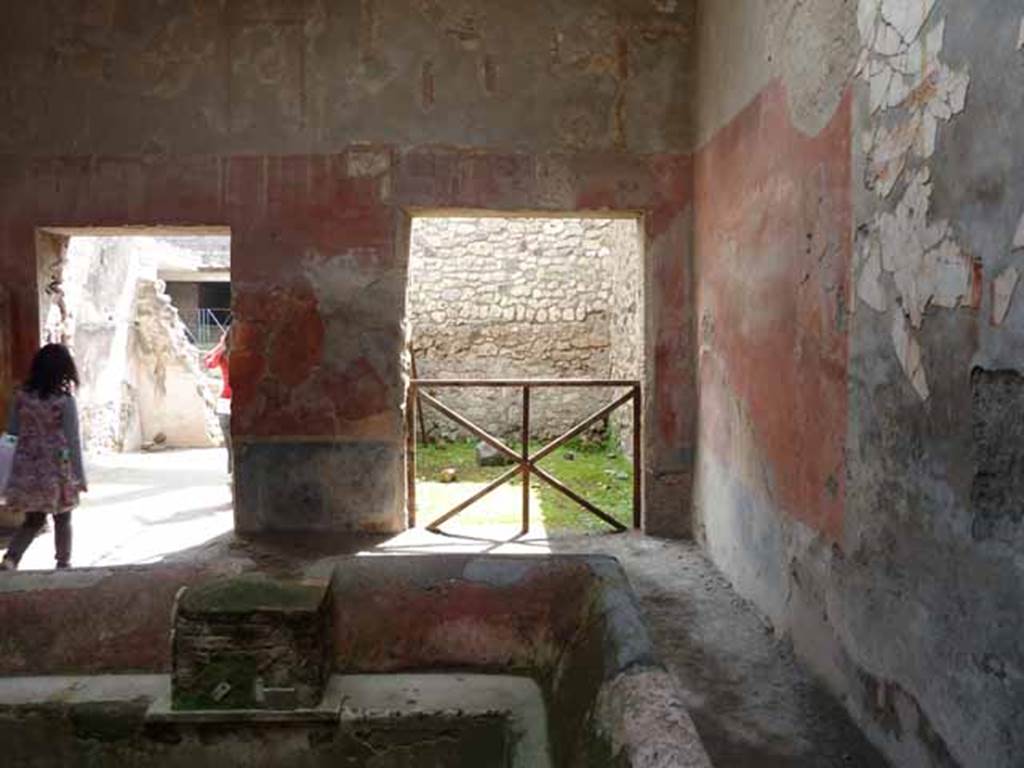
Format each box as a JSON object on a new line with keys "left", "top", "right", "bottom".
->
{"left": 406, "top": 379, "right": 642, "bottom": 533}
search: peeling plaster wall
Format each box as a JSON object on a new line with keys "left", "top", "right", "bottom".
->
{"left": 0, "top": 1, "right": 696, "bottom": 158}
{"left": 844, "top": 3, "right": 1024, "bottom": 766}
{"left": 0, "top": 0, "right": 699, "bottom": 537}
{"left": 694, "top": 2, "right": 1024, "bottom": 767}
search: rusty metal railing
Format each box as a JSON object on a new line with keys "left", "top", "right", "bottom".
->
{"left": 405, "top": 379, "right": 642, "bottom": 533}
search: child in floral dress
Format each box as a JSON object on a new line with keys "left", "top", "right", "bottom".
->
{"left": 1, "top": 344, "right": 87, "bottom": 570}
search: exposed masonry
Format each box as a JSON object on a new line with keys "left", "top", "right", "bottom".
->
{"left": 171, "top": 578, "right": 332, "bottom": 711}
{"left": 407, "top": 217, "right": 642, "bottom": 441}
{"left": 607, "top": 220, "right": 644, "bottom": 455}
{"left": 133, "top": 279, "right": 222, "bottom": 449}
{"left": 856, "top": 0, "right": 973, "bottom": 400}
{"left": 969, "top": 368, "right": 1024, "bottom": 543}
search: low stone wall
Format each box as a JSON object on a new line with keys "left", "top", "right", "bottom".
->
{"left": 0, "top": 556, "right": 712, "bottom": 767}
{"left": 409, "top": 218, "right": 641, "bottom": 442}
{"left": 0, "top": 564, "right": 228, "bottom": 675}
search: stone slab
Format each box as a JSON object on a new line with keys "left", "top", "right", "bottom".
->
{"left": 0, "top": 674, "right": 167, "bottom": 706}
{"left": 0, "top": 673, "right": 550, "bottom": 768}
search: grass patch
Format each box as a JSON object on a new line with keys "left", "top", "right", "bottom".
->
{"left": 414, "top": 438, "right": 633, "bottom": 532}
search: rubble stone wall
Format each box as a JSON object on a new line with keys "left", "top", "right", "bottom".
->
{"left": 408, "top": 217, "right": 641, "bottom": 441}
{"left": 608, "top": 219, "right": 644, "bottom": 454}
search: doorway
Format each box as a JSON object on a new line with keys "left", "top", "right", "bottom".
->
{"left": 404, "top": 213, "right": 644, "bottom": 537}
{"left": 1, "top": 228, "right": 236, "bottom": 567}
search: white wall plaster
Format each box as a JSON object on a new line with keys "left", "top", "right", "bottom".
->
{"left": 877, "top": 169, "right": 970, "bottom": 327}
{"left": 992, "top": 266, "right": 1020, "bottom": 326}
{"left": 857, "top": 241, "right": 888, "bottom": 312}
{"left": 857, "top": 1, "right": 972, "bottom": 400}
{"left": 880, "top": 0, "right": 936, "bottom": 44}
{"left": 1013, "top": 211, "right": 1024, "bottom": 250}
{"left": 860, "top": 17, "right": 969, "bottom": 197}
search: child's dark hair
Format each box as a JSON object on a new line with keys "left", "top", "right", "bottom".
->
{"left": 24, "top": 344, "right": 79, "bottom": 398}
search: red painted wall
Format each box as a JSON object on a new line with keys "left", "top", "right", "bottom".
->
{"left": 695, "top": 82, "right": 852, "bottom": 539}
{"left": 0, "top": 148, "right": 697, "bottom": 533}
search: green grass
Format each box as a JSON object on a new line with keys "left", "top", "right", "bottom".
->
{"left": 414, "top": 438, "right": 633, "bottom": 532}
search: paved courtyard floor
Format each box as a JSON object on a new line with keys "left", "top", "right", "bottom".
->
{"left": 1, "top": 448, "right": 233, "bottom": 570}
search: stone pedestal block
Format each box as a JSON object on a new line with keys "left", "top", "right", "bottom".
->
{"left": 171, "top": 576, "right": 332, "bottom": 711}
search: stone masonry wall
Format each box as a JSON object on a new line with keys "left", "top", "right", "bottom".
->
{"left": 608, "top": 219, "right": 643, "bottom": 454}
{"left": 408, "top": 217, "right": 639, "bottom": 441}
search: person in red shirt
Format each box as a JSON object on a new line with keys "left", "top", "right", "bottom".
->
{"left": 204, "top": 327, "right": 233, "bottom": 474}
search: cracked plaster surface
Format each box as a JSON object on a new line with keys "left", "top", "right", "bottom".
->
{"left": 992, "top": 266, "right": 1020, "bottom": 327}
{"left": 877, "top": 168, "right": 971, "bottom": 328}
{"left": 856, "top": 0, "right": 973, "bottom": 400}
{"left": 1013, "top": 211, "right": 1024, "bottom": 250}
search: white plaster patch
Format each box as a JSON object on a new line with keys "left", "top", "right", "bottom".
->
{"left": 880, "top": 0, "right": 936, "bottom": 46}
{"left": 857, "top": 241, "right": 888, "bottom": 312}
{"left": 1014, "top": 211, "right": 1024, "bottom": 250}
{"left": 857, "top": 1, "right": 880, "bottom": 44}
{"left": 859, "top": 4, "right": 970, "bottom": 195}
{"left": 867, "top": 114, "right": 917, "bottom": 198}
{"left": 891, "top": 311, "right": 929, "bottom": 400}
{"left": 858, "top": 2, "right": 973, "bottom": 397}
{"left": 877, "top": 170, "right": 969, "bottom": 327}
{"left": 1018, "top": 17, "right": 1024, "bottom": 50}
{"left": 992, "top": 266, "right": 1020, "bottom": 326}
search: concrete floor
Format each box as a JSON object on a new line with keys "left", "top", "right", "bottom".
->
{"left": 0, "top": 448, "right": 233, "bottom": 569}
{"left": 0, "top": 451, "right": 886, "bottom": 766}
{"left": 548, "top": 535, "right": 889, "bottom": 768}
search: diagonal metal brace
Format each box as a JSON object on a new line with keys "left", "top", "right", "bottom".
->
{"left": 417, "top": 390, "right": 521, "bottom": 463}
